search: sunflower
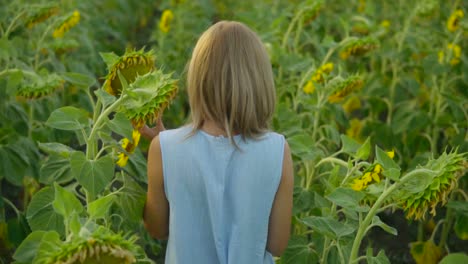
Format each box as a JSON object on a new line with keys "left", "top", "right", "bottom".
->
{"left": 52, "top": 10, "right": 80, "bottom": 38}
{"left": 103, "top": 49, "right": 155, "bottom": 97}
{"left": 16, "top": 73, "right": 64, "bottom": 99}
{"left": 339, "top": 37, "right": 378, "bottom": 60}
{"left": 159, "top": 10, "right": 174, "bottom": 33}
{"left": 26, "top": 5, "right": 59, "bottom": 29}
{"left": 351, "top": 150, "right": 395, "bottom": 191}
{"left": 328, "top": 75, "right": 364, "bottom": 103}
{"left": 116, "top": 130, "right": 141, "bottom": 167}
{"left": 447, "top": 9, "right": 464, "bottom": 32}
{"left": 120, "top": 70, "right": 178, "bottom": 129}
{"left": 401, "top": 151, "right": 467, "bottom": 220}
{"left": 34, "top": 227, "right": 142, "bottom": 264}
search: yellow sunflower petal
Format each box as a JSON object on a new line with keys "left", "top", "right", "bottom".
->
{"left": 116, "top": 153, "right": 129, "bottom": 167}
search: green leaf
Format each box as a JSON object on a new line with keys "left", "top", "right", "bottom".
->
{"left": 356, "top": 137, "right": 371, "bottom": 160}
{"left": 340, "top": 135, "right": 361, "bottom": 155}
{"left": 325, "top": 187, "right": 369, "bottom": 212}
{"left": 88, "top": 194, "right": 115, "bottom": 220}
{"left": 115, "top": 176, "right": 146, "bottom": 223}
{"left": 107, "top": 112, "right": 133, "bottom": 139}
{"left": 401, "top": 169, "right": 436, "bottom": 194}
{"left": 447, "top": 201, "right": 468, "bottom": 216}
{"left": 69, "top": 212, "right": 81, "bottom": 237}
{"left": 371, "top": 215, "right": 397, "bottom": 235}
{"left": 95, "top": 88, "right": 116, "bottom": 108}
{"left": 439, "top": 253, "right": 468, "bottom": 264}
{"left": 301, "top": 216, "right": 355, "bottom": 239}
{"left": 46, "top": 106, "right": 89, "bottom": 131}
{"left": 39, "top": 155, "right": 73, "bottom": 184}
{"left": 287, "top": 133, "right": 323, "bottom": 161}
{"left": 61, "top": 72, "right": 95, "bottom": 88}
{"left": 454, "top": 214, "right": 468, "bottom": 240}
{"left": 26, "top": 187, "right": 65, "bottom": 235}
{"left": 33, "top": 231, "right": 62, "bottom": 263}
{"left": 367, "top": 249, "right": 391, "bottom": 264}
{"left": 70, "top": 152, "right": 114, "bottom": 199}
{"left": 375, "top": 146, "right": 400, "bottom": 171}
{"left": 13, "top": 231, "right": 47, "bottom": 263}
{"left": 38, "top": 142, "right": 74, "bottom": 158}
{"left": 382, "top": 168, "right": 401, "bottom": 181}
{"left": 52, "top": 183, "right": 84, "bottom": 219}
{"left": 281, "top": 235, "right": 319, "bottom": 264}
{"left": 6, "top": 69, "right": 23, "bottom": 95}
{"left": 0, "top": 145, "right": 29, "bottom": 186}
{"left": 100, "top": 52, "right": 120, "bottom": 69}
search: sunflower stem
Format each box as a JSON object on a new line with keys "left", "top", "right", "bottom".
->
{"left": 86, "top": 95, "right": 124, "bottom": 160}
{"left": 349, "top": 168, "right": 435, "bottom": 262}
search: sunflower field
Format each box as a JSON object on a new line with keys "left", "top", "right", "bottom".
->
{"left": 0, "top": 0, "right": 467, "bottom": 263}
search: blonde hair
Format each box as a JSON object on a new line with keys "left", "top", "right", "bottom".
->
{"left": 187, "top": 21, "right": 275, "bottom": 142}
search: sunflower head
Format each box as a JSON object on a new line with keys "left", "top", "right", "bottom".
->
{"left": 447, "top": 9, "right": 464, "bottom": 32}
{"left": 159, "top": 9, "right": 174, "bottom": 33}
{"left": 35, "top": 227, "right": 141, "bottom": 264}
{"left": 26, "top": 5, "right": 59, "bottom": 29}
{"left": 401, "top": 151, "right": 467, "bottom": 220}
{"left": 119, "top": 70, "right": 178, "bottom": 129}
{"left": 328, "top": 75, "right": 364, "bottom": 103}
{"left": 339, "top": 37, "right": 378, "bottom": 60}
{"left": 52, "top": 10, "right": 80, "bottom": 38}
{"left": 103, "top": 49, "right": 155, "bottom": 97}
{"left": 16, "top": 73, "right": 64, "bottom": 99}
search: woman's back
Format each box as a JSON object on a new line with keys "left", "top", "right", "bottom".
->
{"left": 159, "top": 126, "right": 285, "bottom": 264}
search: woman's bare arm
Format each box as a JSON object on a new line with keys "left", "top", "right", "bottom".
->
{"left": 266, "top": 141, "right": 294, "bottom": 256}
{"left": 143, "top": 135, "right": 169, "bottom": 239}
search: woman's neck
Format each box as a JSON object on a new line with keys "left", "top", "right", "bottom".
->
{"left": 201, "top": 120, "right": 228, "bottom": 137}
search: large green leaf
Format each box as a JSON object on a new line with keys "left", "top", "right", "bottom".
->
{"left": 439, "top": 253, "right": 468, "bottom": 264}
{"left": 301, "top": 216, "right": 355, "bottom": 239}
{"left": 26, "top": 187, "right": 65, "bottom": 235}
{"left": 88, "top": 194, "right": 115, "bottom": 220}
{"left": 375, "top": 146, "right": 400, "bottom": 171}
{"left": 281, "top": 235, "right": 319, "bottom": 264}
{"left": 367, "top": 249, "right": 391, "bottom": 264}
{"left": 340, "top": 135, "right": 361, "bottom": 155}
{"left": 0, "top": 144, "right": 29, "bottom": 186}
{"left": 70, "top": 152, "right": 114, "bottom": 199}
{"left": 52, "top": 183, "right": 84, "bottom": 219}
{"left": 38, "top": 142, "right": 74, "bottom": 158}
{"left": 115, "top": 176, "right": 146, "bottom": 223}
{"left": 46, "top": 106, "right": 89, "bottom": 131}
{"left": 107, "top": 112, "right": 133, "bottom": 139}
{"left": 13, "top": 231, "right": 48, "bottom": 263}
{"left": 39, "top": 155, "right": 73, "bottom": 184}
{"left": 325, "top": 187, "right": 369, "bottom": 212}
{"left": 356, "top": 137, "right": 371, "bottom": 160}
{"left": 61, "top": 72, "right": 96, "bottom": 88}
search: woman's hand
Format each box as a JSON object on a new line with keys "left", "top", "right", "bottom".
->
{"left": 138, "top": 118, "right": 166, "bottom": 141}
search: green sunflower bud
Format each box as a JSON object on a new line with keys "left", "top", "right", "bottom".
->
{"left": 401, "top": 151, "right": 467, "bottom": 220}
{"left": 328, "top": 75, "right": 364, "bottom": 103}
{"left": 339, "top": 37, "right": 378, "bottom": 60}
{"left": 16, "top": 73, "right": 64, "bottom": 99}
{"left": 103, "top": 49, "right": 155, "bottom": 97}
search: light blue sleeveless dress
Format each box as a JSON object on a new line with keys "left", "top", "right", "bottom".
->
{"left": 159, "top": 125, "right": 285, "bottom": 264}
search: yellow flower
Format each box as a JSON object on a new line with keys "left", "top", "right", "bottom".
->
{"left": 346, "top": 118, "right": 363, "bottom": 142}
{"left": 159, "top": 10, "right": 174, "bottom": 33}
{"left": 438, "top": 51, "right": 444, "bottom": 64}
{"left": 373, "top": 164, "right": 382, "bottom": 173}
{"left": 371, "top": 172, "right": 381, "bottom": 182}
{"left": 321, "top": 63, "right": 334, "bottom": 74}
{"left": 380, "top": 20, "right": 391, "bottom": 28}
{"left": 53, "top": 10, "right": 80, "bottom": 38}
{"left": 362, "top": 172, "right": 373, "bottom": 184}
{"left": 342, "top": 95, "right": 361, "bottom": 115}
{"left": 447, "top": 43, "right": 461, "bottom": 65}
{"left": 386, "top": 149, "right": 395, "bottom": 159}
{"left": 351, "top": 178, "right": 366, "bottom": 191}
{"left": 116, "top": 152, "right": 129, "bottom": 167}
{"left": 303, "top": 80, "right": 315, "bottom": 94}
{"left": 116, "top": 130, "right": 141, "bottom": 167}
{"left": 447, "top": 9, "right": 464, "bottom": 32}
